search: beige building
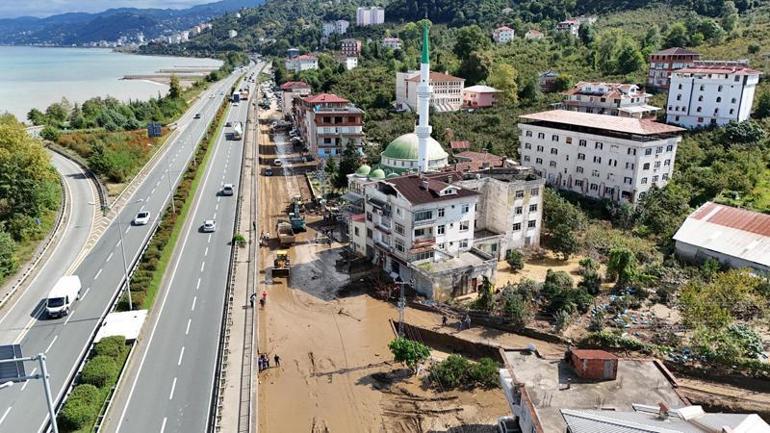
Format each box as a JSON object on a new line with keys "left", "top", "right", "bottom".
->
{"left": 395, "top": 70, "right": 465, "bottom": 112}
{"left": 560, "top": 81, "right": 660, "bottom": 118}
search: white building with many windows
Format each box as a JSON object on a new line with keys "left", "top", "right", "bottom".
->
{"left": 322, "top": 19, "right": 350, "bottom": 37}
{"left": 518, "top": 110, "right": 684, "bottom": 203}
{"left": 356, "top": 6, "right": 384, "bottom": 26}
{"left": 493, "top": 26, "right": 515, "bottom": 44}
{"left": 395, "top": 70, "right": 465, "bottom": 112}
{"left": 666, "top": 61, "right": 761, "bottom": 128}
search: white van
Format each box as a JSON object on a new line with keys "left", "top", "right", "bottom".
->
{"left": 46, "top": 275, "right": 82, "bottom": 318}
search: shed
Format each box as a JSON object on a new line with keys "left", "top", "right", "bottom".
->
{"left": 569, "top": 349, "right": 618, "bottom": 381}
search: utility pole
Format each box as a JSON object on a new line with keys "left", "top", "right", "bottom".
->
{"left": 395, "top": 278, "right": 414, "bottom": 337}
{"left": 117, "top": 199, "right": 143, "bottom": 310}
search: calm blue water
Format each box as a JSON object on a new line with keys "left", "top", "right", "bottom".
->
{"left": 0, "top": 46, "right": 222, "bottom": 122}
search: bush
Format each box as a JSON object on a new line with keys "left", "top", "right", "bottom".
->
{"left": 0, "top": 231, "right": 19, "bottom": 280}
{"left": 233, "top": 233, "right": 246, "bottom": 247}
{"left": 57, "top": 384, "right": 101, "bottom": 432}
{"left": 506, "top": 250, "right": 524, "bottom": 272}
{"left": 388, "top": 338, "right": 430, "bottom": 372}
{"left": 428, "top": 355, "right": 500, "bottom": 390}
{"left": 93, "top": 336, "right": 127, "bottom": 359}
{"left": 80, "top": 355, "right": 118, "bottom": 388}
{"left": 468, "top": 357, "right": 500, "bottom": 388}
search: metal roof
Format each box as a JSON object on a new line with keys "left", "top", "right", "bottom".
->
{"left": 673, "top": 202, "right": 770, "bottom": 269}
{"left": 561, "top": 408, "right": 770, "bottom": 433}
{"left": 519, "top": 110, "right": 684, "bottom": 136}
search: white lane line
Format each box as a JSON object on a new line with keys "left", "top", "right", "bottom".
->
{"left": 125, "top": 225, "right": 130, "bottom": 234}
{"left": 94, "top": 268, "right": 103, "bottom": 280}
{"left": 81, "top": 287, "right": 91, "bottom": 300}
{"left": 64, "top": 311, "right": 74, "bottom": 325}
{"left": 215, "top": 203, "right": 219, "bottom": 211}
{"left": 217, "top": 196, "right": 221, "bottom": 203}
{"left": 115, "top": 241, "right": 121, "bottom": 248}
{"left": 20, "top": 368, "right": 37, "bottom": 391}
{"left": 0, "top": 407, "right": 11, "bottom": 425}
{"left": 178, "top": 347, "right": 185, "bottom": 366}
{"left": 191, "top": 296, "right": 197, "bottom": 311}
{"left": 45, "top": 336, "right": 58, "bottom": 354}
{"left": 106, "top": 252, "right": 113, "bottom": 263}
{"left": 200, "top": 262, "right": 205, "bottom": 272}
{"left": 151, "top": 187, "right": 156, "bottom": 194}
{"left": 213, "top": 212, "right": 217, "bottom": 220}
{"left": 168, "top": 377, "right": 177, "bottom": 400}
{"left": 204, "top": 247, "right": 208, "bottom": 256}
{"left": 207, "top": 234, "right": 212, "bottom": 243}
{"left": 185, "top": 319, "right": 191, "bottom": 335}
{"left": 196, "top": 278, "right": 201, "bottom": 290}
{"left": 160, "top": 417, "right": 167, "bottom": 433}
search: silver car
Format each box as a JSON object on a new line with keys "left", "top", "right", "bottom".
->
{"left": 202, "top": 220, "right": 216, "bottom": 233}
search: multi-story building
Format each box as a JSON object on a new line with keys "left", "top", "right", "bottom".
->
{"left": 647, "top": 47, "right": 700, "bottom": 91}
{"left": 340, "top": 38, "right": 362, "bottom": 57}
{"left": 492, "top": 26, "right": 515, "bottom": 44}
{"left": 279, "top": 81, "right": 311, "bottom": 114}
{"left": 356, "top": 6, "right": 384, "bottom": 26}
{"left": 339, "top": 55, "right": 358, "bottom": 70}
{"left": 524, "top": 29, "right": 544, "bottom": 40}
{"left": 322, "top": 19, "right": 350, "bottom": 37}
{"left": 284, "top": 54, "right": 318, "bottom": 73}
{"left": 666, "top": 61, "right": 761, "bottom": 128}
{"left": 555, "top": 16, "right": 596, "bottom": 36}
{"left": 538, "top": 70, "right": 560, "bottom": 93}
{"left": 463, "top": 85, "right": 500, "bottom": 108}
{"left": 560, "top": 81, "right": 660, "bottom": 118}
{"left": 286, "top": 47, "right": 300, "bottom": 58}
{"left": 518, "top": 109, "right": 684, "bottom": 203}
{"left": 395, "top": 70, "right": 465, "bottom": 112}
{"left": 382, "top": 37, "right": 402, "bottom": 50}
{"left": 294, "top": 93, "right": 365, "bottom": 158}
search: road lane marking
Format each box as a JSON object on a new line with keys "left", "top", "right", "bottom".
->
{"left": 45, "top": 336, "right": 58, "bottom": 353}
{"left": 213, "top": 212, "right": 217, "bottom": 219}
{"left": 64, "top": 311, "right": 74, "bottom": 325}
{"left": 125, "top": 225, "right": 130, "bottom": 234}
{"left": 81, "top": 287, "right": 91, "bottom": 300}
{"left": 94, "top": 269, "right": 103, "bottom": 280}
{"left": 191, "top": 296, "right": 197, "bottom": 311}
{"left": 0, "top": 407, "right": 11, "bottom": 425}
{"left": 204, "top": 247, "right": 208, "bottom": 256}
{"left": 186, "top": 319, "right": 191, "bottom": 335}
{"left": 21, "top": 368, "right": 37, "bottom": 391}
{"left": 215, "top": 203, "right": 219, "bottom": 211}
{"left": 207, "top": 234, "right": 212, "bottom": 243}
{"left": 196, "top": 278, "right": 201, "bottom": 290}
{"left": 178, "top": 347, "right": 185, "bottom": 366}
{"left": 106, "top": 252, "right": 113, "bottom": 263}
{"left": 151, "top": 187, "right": 156, "bottom": 194}
{"left": 160, "top": 417, "right": 167, "bottom": 433}
{"left": 168, "top": 377, "right": 177, "bottom": 400}
{"left": 200, "top": 262, "right": 205, "bottom": 272}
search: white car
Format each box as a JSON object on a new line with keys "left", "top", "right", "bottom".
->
{"left": 273, "top": 159, "right": 283, "bottom": 166}
{"left": 133, "top": 211, "right": 150, "bottom": 225}
{"left": 221, "top": 184, "right": 235, "bottom": 196}
{"left": 202, "top": 220, "right": 217, "bottom": 233}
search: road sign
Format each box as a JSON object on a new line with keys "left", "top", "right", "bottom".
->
{"left": 147, "top": 122, "right": 162, "bottom": 138}
{"left": 0, "top": 344, "right": 25, "bottom": 382}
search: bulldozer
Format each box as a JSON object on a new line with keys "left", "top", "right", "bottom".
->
{"left": 273, "top": 250, "right": 290, "bottom": 278}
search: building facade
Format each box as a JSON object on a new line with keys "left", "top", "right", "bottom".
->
{"left": 395, "top": 71, "right": 465, "bottom": 112}
{"left": 560, "top": 82, "right": 660, "bottom": 118}
{"left": 322, "top": 19, "right": 349, "bottom": 37}
{"left": 340, "top": 38, "right": 362, "bottom": 57}
{"left": 279, "top": 81, "right": 312, "bottom": 114}
{"left": 294, "top": 93, "right": 364, "bottom": 158}
{"left": 666, "top": 62, "right": 761, "bottom": 128}
{"left": 524, "top": 29, "right": 544, "bottom": 40}
{"left": 463, "top": 85, "right": 500, "bottom": 108}
{"left": 356, "top": 6, "right": 384, "bottom": 26}
{"left": 284, "top": 54, "right": 318, "bottom": 73}
{"left": 518, "top": 110, "right": 684, "bottom": 203}
{"left": 647, "top": 47, "right": 700, "bottom": 90}
{"left": 493, "top": 26, "right": 515, "bottom": 44}
{"left": 382, "top": 37, "right": 402, "bottom": 50}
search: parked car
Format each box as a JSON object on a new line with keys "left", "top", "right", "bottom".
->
{"left": 265, "top": 167, "right": 273, "bottom": 176}
{"left": 226, "top": 121, "right": 232, "bottom": 127}
{"left": 221, "top": 184, "right": 235, "bottom": 196}
{"left": 194, "top": 113, "right": 201, "bottom": 119}
{"left": 202, "top": 220, "right": 217, "bottom": 233}
{"left": 133, "top": 211, "right": 150, "bottom": 225}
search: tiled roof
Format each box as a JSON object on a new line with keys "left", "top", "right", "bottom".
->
{"left": 449, "top": 140, "right": 470, "bottom": 150}
{"left": 495, "top": 26, "right": 514, "bottom": 31}
{"left": 519, "top": 110, "right": 685, "bottom": 136}
{"left": 294, "top": 54, "right": 318, "bottom": 61}
{"left": 384, "top": 173, "right": 478, "bottom": 205}
{"left": 564, "top": 82, "right": 642, "bottom": 97}
{"left": 652, "top": 47, "right": 700, "bottom": 56}
{"left": 406, "top": 71, "right": 464, "bottom": 82}
{"left": 280, "top": 81, "right": 310, "bottom": 90}
{"left": 302, "top": 93, "right": 350, "bottom": 104}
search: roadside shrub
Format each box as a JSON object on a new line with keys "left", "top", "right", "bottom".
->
{"left": 57, "top": 384, "right": 100, "bottom": 432}
{"left": 428, "top": 355, "right": 500, "bottom": 390}
{"left": 580, "top": 330, "right": 651, "bottom": 353}
{"left": 93, "top": 336, "right": 127, "bottom": 359}
{"left": 233, "top": 233, "right": 246, "bottom": 247}
{"left": 80, "top": 355, "right": 118, "bottom": 388}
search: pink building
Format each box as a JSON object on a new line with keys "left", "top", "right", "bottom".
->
{"left": 341, "top": 38, "right": 362, "bottom": 57}
{"left": 463, "top": 85, "right": 500, "bottom": 108}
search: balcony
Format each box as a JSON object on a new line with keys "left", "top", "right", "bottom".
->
{"left": 410, "top": 236, "right": 436, "bottom": 251}
{"left": 374, "top": 238, "right": 391, "bottom": 252}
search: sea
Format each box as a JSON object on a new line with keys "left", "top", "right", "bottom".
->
{"left": 0, "top": 46, "right": 222, "bottom": 122}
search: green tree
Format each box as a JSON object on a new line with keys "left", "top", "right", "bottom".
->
{"left": 722, "top": 0, "right": 739, "bottom": 32}
{"left": 699, "top": 19, "right": 725, "bottom": 42}
{"left": 756, "top": 91, "right": 770, "bottom": 119}
{"left": 506, "top": 250, "right": 524, "bottom": 272}
{"left": 578, "top": 23, "right": 595, "bottom": 45}
{"left": 40, "top": 126, "right": 60, "bottom": 142}
{"left": 616, "top": 43, "right": 645, "bottom": 74}
{"left": 453, "top": 25, "right": 491, "bottom": 60}
{"left": 486, "top": 63, "right": 518, "bottom": 104}
{"left": 664, "top": 22, "right": 689, "bottom": 48}
{"left": 503, "top": 292, "right": 531, "bottom": 327}
{"left": 0, "top": 231, "right": 18, "bottom": 280}
{"left": 606, "top": 247, "right": 638, "bottom": 287}
{"left": 388, "top": 337, "right": 431, "bottom": 373}
{"left": 169, "top": 74, "right": 182, "bottom": 99}
{"left": 27, "top": 108, "right": 47, "bottom": 125}
{"left": 553, "top": 74, "right": 574, "bottom": 92}
{"left": 474, "top": 276, "right": 495, "bottom": 311}
{"left": 457, "top": 50, "right": 491, "bottom": 85}
{"left": 333, "top": 141, "right": 360, "bottom": 189}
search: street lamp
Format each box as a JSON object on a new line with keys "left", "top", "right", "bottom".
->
{"left": 0, "top": 353, "right": 59, "bottom": 433}
{"left": 165, "top": 169, "right": 179, "bottom": 214}
{"left": 117, "top": 199, "right": 143, "bottom": 311}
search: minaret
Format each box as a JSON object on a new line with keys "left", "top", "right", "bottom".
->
{"left": 415, "top": 21, "right": 433, "bottom": 173}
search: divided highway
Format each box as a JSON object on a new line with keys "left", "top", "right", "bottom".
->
{"left": 0, "top": 68, "right": 248, "bottom": 433}
{"left": 112, "top": 67, "right": 256, "bottom": 433}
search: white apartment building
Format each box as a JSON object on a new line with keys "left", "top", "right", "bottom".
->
{"left": 518, "top": 110, "right": 684, "bottom": 203}
{"left": 493, "top": 26, "right": 515, "bottom": 44}
{"left": 561, "top": 82, "right": 660, "bottom": 118}
{"left": 666, "top": 62, "right": 761, "bottom": 128}
{"left": 284, "top": 54, "right": 319, "bottom": 73}
{"left": 395, "top": 70, "right": 465, "bottom": 112}
{"left": 322, "top": 19, "right": 350, "bottom": 37}
{"left": 356, "top": 6, "right": 384, "bottom": 26}
{"left": 382, "top": 37, "right": 402, "bottom": 50}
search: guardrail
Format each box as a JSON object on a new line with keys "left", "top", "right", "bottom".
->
{"left": 46, "top": 143, "right": 109, "bottom": 217}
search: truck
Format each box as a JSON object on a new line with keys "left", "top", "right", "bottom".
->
{"left": 45, "top": 275, "right": 82, "bottom": 318}
{"left": 230, "top": 122, "right": 243, "bottom": 140}
{"left": 288, "top": 196, "right": 305, "bottom": 232}
{"left": 240, "top": 88, "right": 250, "bottom": 100}
{"left": 276, "top": 220, "right": 295, "bottom": 246}
{"left": 273, "top": 250, "right": 290, "bottom": 278}
{"left": 231, "top": 92, "right": 241, "bottom": 103}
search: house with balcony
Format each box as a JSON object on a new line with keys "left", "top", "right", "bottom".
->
{"left": 647, "top": 47, "right": 700, "bottom": 91}
{"left": 340, "top": 38, "right": 362, "bottom": 57}
{"left": 322, "top": 19, "right": 350, "bottom": 37}
{"left": 560, "top": 81, "right": 660, "bottom": 118}
{"left": 294, "top": 93, "right": 365, "bottom": 158}
{"left": 524, "top": 29, "right": 544, "bottom": 40}
{"left": 279, "top": 81, "right": 311, "bottom": 114}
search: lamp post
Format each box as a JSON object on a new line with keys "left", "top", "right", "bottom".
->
{"left": 117, "top": 199, "right": 143, "bottom": 311}
{"left": 0, "top": 354, "right": 59, "bottom": 433}
{"left": 165, "top": 169, "right": 178, "bottom": 214}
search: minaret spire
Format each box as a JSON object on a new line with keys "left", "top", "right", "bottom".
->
{"left": 416, "top": 20, "right": 432, "bottom": 173}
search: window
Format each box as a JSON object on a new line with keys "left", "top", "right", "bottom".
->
{"left": 515, "top": 190, "right": 524, "bottom": 199}
{"left": 716, "top": 96, "right": 722, "bottom": 103}
{"left": 536, "top": 145, "right": 544, "bottom": 152}
{"left": 666, "top": 144, "right": 673, "bottom": 152}
{"left": 625, "top": 162, "right": 634, "bottom": 170}
{"left": 438, "top": 208, "right": 445, "bottom": 217}
{"left": 394, "top": 223, "right": 404, "bottom": 235}
{"left": 656, "top": 146, "right": 663, "bottom": 154}
{"left": 731, "top": 97, "right": 737, "bottom": 104}
{"left": 366, "top": 228, "right": 373, "bottom": 238}
{"left": 576, "top": 166, "right": 584, "bottom": 173}
{"left": 523, "top": 155, "right": 531, "bottom": 162}
{"left": 462, "top": 204, "right": 469, "bottom": 213}
{"left": 549, "top": 161, "right": 557, "bottom": 167}
{"left": 592, "top": 169, "right": 600, "bottom": 177}
{"left": 664, "top": 159, "right": 671, "bottom": 166}
{"left": 538, "top": 132, "right": 545, "bottom": 139}
{"left": 530, "top": 187, "right": 539, "bottom": 196}
{"left": 643, "top": 163, "right": 650, "bottom": 170}
{"left": 579, "top": 139, "right": 587, "bottom": 147}
{"left": 662, "top": 173, "right": 669, "bottom": 180}
{"left": 698, "top": 95, "right": 703, "bottom": 102}
{"left": 525, "top": 130, "right": 532, "bottom": 137}
{"left": 641, "top": 177, "right": 648, "bottom": 184}
{"left": 593, "top": 156, "right": 601, "bottom": 163}
{"left": 696, "top": 106, "right": 702, "bottom": 113}
{"left": 677, "top": 83, "right": 682, "bottom": 90}
{"left": 414, "top": 227, "right": 430, "bottom": 237}
{"left": 529, "top": 204, "right": 538, "bottom": 212}
{"left": 729, "top": 109, "right": 735, "bottom": 115}
{"left": 624, "top": 176, "right": 632, "bottom": 185}
{"left": 437, "top": 225, "right": 445, "bottom": 235}
{"left": 512, "top": 222, "right": 521, "bottom": 231}
{"left": 394, "top": 239, "right": 404, "bottom": 252}
{"left": 366, "top": 212, "right": 372, "bottom": 221}
{"left": 565, "top": 137, "right": 572, "bottom": 144}
{"left": 627, "top": 148, "right": 636, "bottom": 156}
{"left": 645, "top": 148, "right": 652, "bottom": 156}
{"left": 459, "top": 221, "right": 470, "bottom": 232}
{"left": 654, "top": 161, "right": 661, "bottom": 169}
{"left": 414, "top": 210, "right": 433, "bottom": 221}
{"left": 551, "top": 135, "right": 559, "bottom": 142}
{"left": 515, "top": 206, "right": 522, "bottom": 215}
{"left": 577, "top": 153, "right": 586, "bottom": 160}
{"left": 354, "top": 227, "right": 359, "bottom": 236}
{"left": 527, "top": 220, "right": 536, "bottom": 228}
{"left": 699, "top": 85, "right": 704, "bottom": 91}
{"left": 550, "top": 148, "right": 558, "bottom": 155}
{"left": 575, "top": 180, "right": 584, "bottom": 187}
{"left": 676, "top": 94, "right": 682, "bottom": 101}
{"left": 524, "top": 143, "right": 532, "bottom": 149}
{"left": 590, "top": 183, "right": 599, "bottom": 191}
{"left": 718, "top": 85, "right": 723, "bottom": 92}
{"left": 595, "top": 142, "right": 603, "bottom": 150}
{"left": 652, "top": 175, "right": 659, "bottom": 183}
{"left": 459, "top": 239, "right": 468, "bottom": 248}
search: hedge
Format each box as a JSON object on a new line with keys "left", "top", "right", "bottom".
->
{"left": 57, "top": 384, "right": 101, "bottom": 431}
{"left": 79, "top": 356, "right": 118, "bottom": 388}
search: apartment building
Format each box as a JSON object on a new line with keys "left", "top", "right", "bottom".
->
{"left": 382, "top": 37, "right": 402, "bottom": 50}
{"left": 356, "top": 6, "right": 384, "bottom": 26}
{"left": 555, "top": 16, "right": 595, "bottom": 36}
{"left": 294, "top": 93, "right": 365, "bottom": 157}
{"left": 493, "top": 26, "right": 515, "bottom": 44}
{"left": 279, "top": 81, "right": 311, "bottom": 113}
{"left": 647, "top": 47, "right": 700, "bottom": 90}
{"left": 463, "top": 85, "right": 500, "bottom": 108}
{"left": 666, "top": 61, "right": 761, "bottom": 128}
{"left": 560, "top": 81, "right": 660, "bottom": 118}
{"left": 284, "top": 54, "right": 318, "bottom": 73}
{"left": 322, "top": 19, "right": 349, "bottom": 37}
{"left": 395, "top": 70, "right": 465, "bottom": 112}
{"left": 518, "top": 110, "right": 684, "bottom": 203}
{"left": 340, "top": 38, "right": 362, "bottom": 57}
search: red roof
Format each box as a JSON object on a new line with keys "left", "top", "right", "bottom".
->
{"left": 495, "top": 26, "right": 513, "bottom": 31}
{"left": 674, "top": 66, "right": 761, "bottom": 75}
{"left": 571, "top": 349, "right": 618, "bottom": 360}
{"left": 294, "top": 54, "right": 317, "bottom": 61}
{"left": 280, "top": 81, "right": 311, "bottom": 91}
{"left": 449, "top": 140, "right": 470, "bottom": 150}
{"left": 652, "top": 47, "right": 700, "bottom": 56}
{"left": 691, "top": 202, "right": 770, "bottom": 237}
{"left": 302, "top": 93, "right": 350, "bottom": 104}
{"left": 406, "top": 71, "right": 464, "bottom": 83}
{"left": 384, "top": 173, "right": 477, "bottom": 205}
{"left": 520, "top": 110, "right": 684, "bottom": 136}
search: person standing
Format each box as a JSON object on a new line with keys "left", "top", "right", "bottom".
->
{"left": 274, "top": 354, "right": 280, "bottom": 367}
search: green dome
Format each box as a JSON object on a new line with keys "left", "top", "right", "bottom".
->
{"left": 381, "top": 133, "right": 448, "bottom": 161}
{"left": 369, "top": 168, "right": 386, "bottom": 180}
{"left": 355, "top": 164, "right": 371, "bottom": 176}
{"left": 386, "top": 172, "right": 400, "bottom": 178}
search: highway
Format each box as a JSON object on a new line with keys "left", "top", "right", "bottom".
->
{"left": 0, "top": 151, "right": 96, "bottom": 345}
{"left": 0, "top": 66, "right": 249, "bottom": 433}
{"left": 112, "top": 67, "right": 256, "bottom": 433}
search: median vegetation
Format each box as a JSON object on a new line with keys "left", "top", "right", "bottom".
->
{"left": 57, "top": 336, "right": 129, "bottom": 433}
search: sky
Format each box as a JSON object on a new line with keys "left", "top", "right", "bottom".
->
{"left": 0, "top": 0, "right": 214, "bottom": 19}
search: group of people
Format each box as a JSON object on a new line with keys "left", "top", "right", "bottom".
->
{"left": 441, "top": 313, "right": 472, "bottom": 330}
{"left": 249, "top": 290, "right": 268, "bottom": 308}
{"left": 259, "top": 353, "right": 280, "bottom": 372}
